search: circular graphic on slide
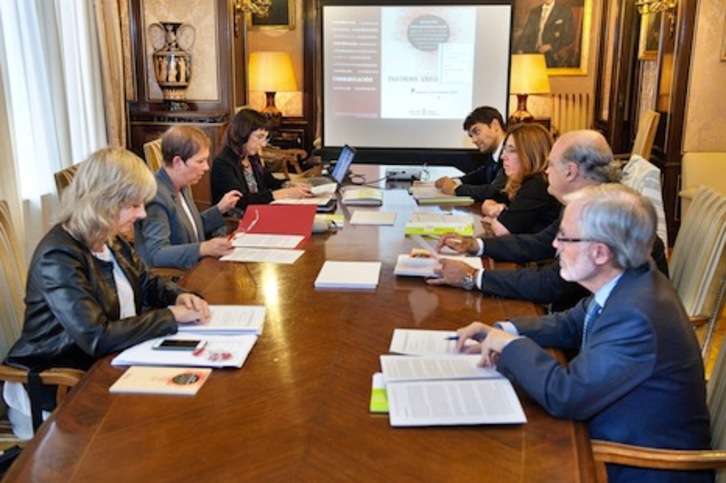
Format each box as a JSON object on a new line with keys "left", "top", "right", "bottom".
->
{"left": 407, "top": 15, "right": 450, "bottom": 52}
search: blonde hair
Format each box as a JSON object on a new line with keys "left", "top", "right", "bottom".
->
{"left": 503, "top": 123, "right": 553, "bottom": 200}
{"left": 59, "top": 148, "right": 156, "bottom": 248}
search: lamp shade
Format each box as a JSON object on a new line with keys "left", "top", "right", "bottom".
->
{"left": 510, "top": 54, "right": 551, "bottom": 95}
{"left": 248, "top": 51, "right": 298, "bottom": 92}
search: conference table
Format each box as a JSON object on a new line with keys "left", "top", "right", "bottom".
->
{"left": 4, "top": 166, "right": 595, "bottom": 482}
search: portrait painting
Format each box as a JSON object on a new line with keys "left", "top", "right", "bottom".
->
{"left": 249, "top": 0, "right": 295, "bottom": 30}
{"left": 638, "top": 12, "right": 662, "bottom": 60}
{"left": 512, "top": 0, "right": 592, "bottom": 75}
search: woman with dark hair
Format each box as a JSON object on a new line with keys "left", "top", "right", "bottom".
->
{"left": 211, "top": 108, "right": 311, "bottom": 211}
{"left": 480, "top": 123, "right": 561, "bottom": 236}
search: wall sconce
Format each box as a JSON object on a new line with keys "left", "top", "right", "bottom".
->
{"left": 248, "top": 51, "right": 298, "bottom": 128}
{"left": 233, "top": 0, "right": 272, "bottom": 37}
{"left": 509, "top": 54, "right": 551, "bottom": 125}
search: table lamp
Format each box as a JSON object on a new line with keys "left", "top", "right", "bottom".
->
{"left": 509, "top": 54, "right": 551, "bottom": 125}
{"left": 248, "top": 51, "right": 298, "bottom": 129}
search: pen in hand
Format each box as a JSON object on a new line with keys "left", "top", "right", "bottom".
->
{"left": 446, "top": 333, "right": 486, "bottom": 342}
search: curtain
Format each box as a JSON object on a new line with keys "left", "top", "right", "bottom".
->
{"left": 93, "top": 0, "right": 129, "bottom": 148}
{"left": 0, "top": 0, "right": 107, "bottom": 260}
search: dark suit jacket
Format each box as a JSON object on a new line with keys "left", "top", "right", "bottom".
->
{"left": 484, "top": 217, "right": 560, "bottom": 263}
{"left": 518, "top": 3, "right": 575, "bottom": 67}
{"left": 211, "top": 146, "right": 284, "bottom": 210}
{"left": 498, "top": 263, "right": 712, "bottom": 482}
{"left": 455, "top": 150, "right": 506, "bottom": 202}
{"left": 135, "top": 168, "right": 225, "bottom": 270}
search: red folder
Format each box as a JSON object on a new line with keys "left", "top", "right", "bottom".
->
{"left": 235, "top": 204, "right": 317, "bottom": 247}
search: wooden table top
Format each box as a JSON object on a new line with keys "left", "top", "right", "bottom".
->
{"left": 4, "top": 166, "right": 595, "bottom": 482}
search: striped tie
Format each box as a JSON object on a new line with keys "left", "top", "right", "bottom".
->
{"left": 581, "top": 300, "right": 601, "bottom": 351}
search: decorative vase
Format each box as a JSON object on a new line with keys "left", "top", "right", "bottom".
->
{"left": 149, "top": 22, "right": 196, "bottom": 111}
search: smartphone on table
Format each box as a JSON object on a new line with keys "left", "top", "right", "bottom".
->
{"left": 152, "top": 339, "right": 206, "bottom": 351}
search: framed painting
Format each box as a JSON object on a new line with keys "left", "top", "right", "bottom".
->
{"left": 638, "top": 12, "right": 662, "bottom": 60}
{"left": 512, "top": 0, "right": 592, "bottom": 75}
{"left": 249, "top": 0, "right": 295, "bottom": 30}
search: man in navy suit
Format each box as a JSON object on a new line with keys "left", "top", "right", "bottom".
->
{"left": 517, "top": 0, "right": 576, "bottom": 67}
{"left": 135, "top": 126, "right": 242, "bottom": 270}
{"left": 456, "top": 184, "right": 712, "bottom": 482}
{"left": 434, "top": 106, "right": 507, "bottom": 201}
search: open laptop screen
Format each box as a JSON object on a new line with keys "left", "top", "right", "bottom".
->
{"left": 330, "top": 145, "right": 356, "bottom": 184}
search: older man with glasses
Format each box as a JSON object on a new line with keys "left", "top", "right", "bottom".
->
{"left": 455, "top": 184, "right": 712, "bottom": 483}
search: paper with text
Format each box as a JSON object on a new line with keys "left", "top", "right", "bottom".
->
{"left": 179, "top": 305, "right": 266, "bottom": 335}
{"left": 221, "top": 248, "right": 304, "bottom": 265}
{"left": 389, "top": 329, "right": 479, "bottom": 355}
{"left": 231, "top": 233, "right": 304, "bottom": 249}
{"left": 386, "top": 379, "right": 526, "bottom": 426}
{"left": 380, "top": 354, "right": 501, "bottom": 381}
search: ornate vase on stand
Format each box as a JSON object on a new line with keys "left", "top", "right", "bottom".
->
{"left": 149, "top": 22, "right": 195, "bottom": 111}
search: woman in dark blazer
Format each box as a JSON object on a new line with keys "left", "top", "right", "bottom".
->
{"left": 211, "top": 108, "right": 311, "bottom": 211}
{"left": 481, "top": 123, "right": 561, "bottom": 236}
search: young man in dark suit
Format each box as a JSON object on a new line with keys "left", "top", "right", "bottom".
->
{"left": 434, "top": 106, "right": 507, "bottom": 201}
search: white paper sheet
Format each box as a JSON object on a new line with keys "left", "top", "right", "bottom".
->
{"left": 386, "top": 379, "right": 527, "bottom": 426}
{"left": 380, "top": 355, "right": 501, "bottom": 381}
{"left": 231, "top": 233, "right": 304, "bottom": 249}
{"left": 389, "top": 329, "right": 479, "bottom": 355}
{"left": 220, "top": 248, "right": 304, "bottom": 264}
{"left": 178, "top": 305, "right": 266, "bottom": 335}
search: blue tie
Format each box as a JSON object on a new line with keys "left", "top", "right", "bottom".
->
{"left": 581, "top": 300, "right": 601, "bottom": 351}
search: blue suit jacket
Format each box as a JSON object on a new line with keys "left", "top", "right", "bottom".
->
{"left": 135, "top": 168, "right": 225, "bottom": 270}
{"left": 498, "top": 263, "right": 712, "bottom": 482}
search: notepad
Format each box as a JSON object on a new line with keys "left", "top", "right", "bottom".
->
{"left": 350, "top": 210, "right": 397, "bottom": 226}
{"left": 110, "top": 366, "right": 212, "bottom": 396}
{"left": 314, "top": 261, "right": 382, "bottom": 289}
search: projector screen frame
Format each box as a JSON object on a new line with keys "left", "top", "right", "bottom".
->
{"left": 319, "top": 0, "right": 514, "bottom": 168}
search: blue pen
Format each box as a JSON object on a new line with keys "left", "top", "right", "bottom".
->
{"left": 446, "top": 333, "right": 486, "bottom": 342}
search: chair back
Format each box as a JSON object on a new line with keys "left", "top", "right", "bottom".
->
{"left": 707, "top": 331, "right": 726, "bottom": 480}
{"left": 53, "top": 164, "right": 80, "bottom": 199}
{"left": 631, "top": 110, "right": 660, "bottom": 160}
{"left": 0, "top": 201, "right": 26, "bottom": 360}
{"left": 143, "top": 138, "right": 163, "bottom": 172}
{"left": 670, "top": 187, "right": 726, "bottom": 357}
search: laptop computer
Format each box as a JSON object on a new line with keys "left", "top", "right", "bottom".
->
{"left": 306, "top": 145, "right": 357, "bottom": 187}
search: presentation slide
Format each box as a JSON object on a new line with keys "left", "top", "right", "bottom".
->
{"left": 323, "top": 4, "right": 512, "bottom": 150}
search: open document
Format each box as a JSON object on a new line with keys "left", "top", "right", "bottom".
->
{"left": 220, "top": 248, "right": 304, "bottom": 265}
{"left": 379, "top": 355, "right": 526, "bottom": 426}
{"left": 231, "top": 233, "right": 304, "bottom": 249}
{"left": 178, "top": 305, "right": 266, "bottom": 335}
{"left": 388, "top": 329, "right": 479, "bottom": 355}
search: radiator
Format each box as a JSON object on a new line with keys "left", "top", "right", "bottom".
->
{"left": 551, "top": 93, "right": 593, "bottom": 135}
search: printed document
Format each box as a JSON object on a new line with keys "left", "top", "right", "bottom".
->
{"left": 231, "top": 233, "right": 304, "bottom": 249}
{"left": 221, "top": 248, "right": 304, "bottom": 264}
{"left": 178, "top": 305, "right": 266, "bottom": 335}
{"left": 388, "top": 329, "right": 478, "bottom": 355}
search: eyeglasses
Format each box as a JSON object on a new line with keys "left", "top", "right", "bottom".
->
{"left": 555, "top": 236, "right": 597, "bottom": 244}
{"left": 503, "top": 145, "right": 517, "bottom": 154}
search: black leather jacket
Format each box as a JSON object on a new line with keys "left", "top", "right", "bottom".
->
{"left": 5, "top": 224, "right": 184, "bottom": 371}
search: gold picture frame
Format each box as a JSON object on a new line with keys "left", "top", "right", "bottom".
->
{"left": 249, "top": 0, "right": 295, "bottom": 31}
{"left": 638, "top": 12, "right": 662, "bottom": 61}
{"left": 512, "top": 0, "right": 592, "bottom": 76}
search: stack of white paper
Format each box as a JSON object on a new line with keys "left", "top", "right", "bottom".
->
{"left": 314, "top": 261, "right": 382, "bottom": 289}
{"left": 350, "top": 211, "right": 397, "bottom": 226}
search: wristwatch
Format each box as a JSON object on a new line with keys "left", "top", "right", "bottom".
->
{"left": 462, "top": 271, "right": 476, "bottom": 291}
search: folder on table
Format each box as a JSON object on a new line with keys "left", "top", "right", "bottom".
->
{"left": 235, "top": 204, "right": 317, "bottom": 247}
